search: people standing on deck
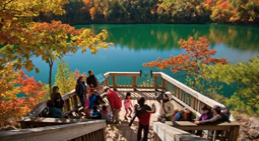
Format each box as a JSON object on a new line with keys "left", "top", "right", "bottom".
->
{"left": 86, "top": 70, "right": 98, "bottom": 89}
{"left": 104, "top": 86, "right": 122, "bottom": 124}
{"left": 158, "top": 91, "right": 174, "bottom": 122}
{"left": 88, "top": 88, "right": 98, "bottom": 110}
{"left": 75, "top": 76, "right": 87, "bottom": 107}
{"left": 194, "top": 105, "right": 229, "bottom": 125}
{"left": 124, "top": 92, "right": 133, "bottom": 120}
{"left": 50, "top": 86, "right": 64, "bottom": 110}
{"left": 135, "top": 97, "right": 156, "bottom": 141}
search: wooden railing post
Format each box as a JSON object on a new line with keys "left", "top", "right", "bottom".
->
{"left": 132, "top": 76, "right": 137, "bottom": 91}
{"left": 229, "top": 125, "right": 240, "bottom": 141}
{"left": 154, "top": 76, "right": 158, "bottom": 91}
{"left": 162, "top": 78, "right": 166, "bottom": 91}
{"left": 112, "top": 75, "right": 117, "bottom": 90}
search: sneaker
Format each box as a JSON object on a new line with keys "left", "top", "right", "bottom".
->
{"left": 128, "top": 115, "right": 132, "bottom": 118}
{"left": 124, "top": 117, "right": 128, "bottom": 120}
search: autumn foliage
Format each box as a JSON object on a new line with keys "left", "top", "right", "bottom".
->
{"left": 143, "top": 37, "right": 227, "bottom": 87}
{"left": 0, "top": 63, "right": 47, "bottom": 127}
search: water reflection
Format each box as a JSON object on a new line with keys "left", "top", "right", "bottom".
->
{"left": 83, "top": 24, "right": 259, "bottom": 51}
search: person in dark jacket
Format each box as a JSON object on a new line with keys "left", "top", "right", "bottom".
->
{"left": 86, "top": 70, "right": 98, "bottom": 88}
{"left": 195, "top": 105, "right": 229, "bottom": 125}
{"left": 135, "top": 97, "right": 156, "bottom": 141}
{"left": 76, "top": 76, "right": 87, "bottom": 107}
{"left": 45, "top": 100, "right": 62, "bottom": 118}
{"left": 50, "top": 86, "right": 64, "bottom": 110}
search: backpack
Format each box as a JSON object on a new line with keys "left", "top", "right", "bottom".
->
{"left": 220, "top": 107, "right": 230, "bottom": 121}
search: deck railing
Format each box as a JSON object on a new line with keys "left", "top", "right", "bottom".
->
{"left": 103, "top": 72, "right": 228, "bottom": 118}
{"left": 165, "top": 121, "right": 240, "bottom": 141}
{"left": 0, "top": 120, "right": 106, "bottom": 141}
{"left": 17, "top": 71, "right": 239, "bottom": 141}
{"left": 153, "top": 122, "right": 209, "bottom": 141}
{"left": 20, "top": 90, "right": 81, "bottom": 128}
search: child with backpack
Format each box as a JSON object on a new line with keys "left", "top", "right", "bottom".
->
{"left": 124, "top": 92, "right": 133, "bottom": 120}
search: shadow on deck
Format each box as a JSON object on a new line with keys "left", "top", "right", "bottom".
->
{"left": 105, "top": 89, "right": 183, "bottom": 141}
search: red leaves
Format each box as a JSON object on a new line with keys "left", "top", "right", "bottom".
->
{"left": 0, "top": 64, "right": 48, "bottom": 126}
{"left": 143, "top": 36, "right": 228, "bottom": 75}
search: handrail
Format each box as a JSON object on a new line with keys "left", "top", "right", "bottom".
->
{"left": 153, "top": 122, "right": 209, "bottom": 141}
{"left": 165, "top": 121, "right": 240, "bottom": 141}
{"left": 0, "top": 120, "right": 106, "bottom": 141}
{"left": 102, "top": 72, "right": 231, "bottom": 119}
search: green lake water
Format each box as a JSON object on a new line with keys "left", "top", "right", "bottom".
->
{"left": 26, "top": 24, "right": 259, "bottom": 97}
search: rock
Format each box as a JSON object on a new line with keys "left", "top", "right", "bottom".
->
{"left": 250, "top": 129, "right": 259, "bottom": 139}
{"left": 239, "top": 132, "right": 250, "bottom": 141}
{"left": 250, "top": 117, "right": 259, "bottom": 131}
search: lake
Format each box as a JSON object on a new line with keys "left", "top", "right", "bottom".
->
{"left": 26, "top": 24, "right": 259, "bottom": 97}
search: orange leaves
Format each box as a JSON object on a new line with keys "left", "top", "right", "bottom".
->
{"left": 0, "top": 63, "right": 48, "bottom": 126}
{"left": 143, "top": 36, "right": 228, "bottom": 76}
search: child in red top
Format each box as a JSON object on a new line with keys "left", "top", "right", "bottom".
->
{"left": 124, "top": 92, "right": 133, "bottom": 120}
{"left": 135, "top": 97, "right": 156, "bottom": 141}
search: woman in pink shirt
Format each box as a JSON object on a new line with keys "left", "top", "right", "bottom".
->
{"left": 124, "top": 92, "right": 133, "bottom": 120}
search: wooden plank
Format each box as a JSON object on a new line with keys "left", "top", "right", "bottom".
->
{"left": 0, "top": 120, "right": 106, "bottom": 141}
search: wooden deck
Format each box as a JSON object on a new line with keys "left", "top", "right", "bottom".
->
{"left": 104, "top": 89, "right": 183, "bottom": 141}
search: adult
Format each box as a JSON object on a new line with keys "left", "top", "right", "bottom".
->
{"left": 76, "top": 76, "right": 87, "bottom": 107}
{"left": 158, "top": 91, "right": 174, "bottom": 121}
{"left": 104, "top": 86, "right": 122, "bottom": 124}
{"left": 173, "top": 110, "right": 185, "bottom": 121}
{"left": 45, "top": 100, "right": 62, "bottom": 118}
{"left": 50, "top": 86, "right": 64, "bottom": 109}
{"left": 195, "top": 105, "right": 229, "bottom": 125}
{"left": 88, "top": 88, "right": 98, "bottom": 110}
{"left": 86, "top": 70, "right": 98, "bottom": 89}
{"left": 135, "top": 97, "right": 156, "bottom": 141}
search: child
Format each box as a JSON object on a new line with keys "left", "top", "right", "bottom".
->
{"left": 90, "top": 105, "right": 101, "bottom": 119}
{"left": 101, "top": 105, "right": 109, "bottom": 121}
{"left": 124, "top": 92, "right": 133, "bottom": 120}
{"left": 135, "top": 97, "right": 156, "bottom": 141}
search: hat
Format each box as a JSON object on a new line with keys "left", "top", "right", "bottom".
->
{"left": 201, "top": 105, "right": 210, "bottom": 110}
{"left": 164, "top": 91, "right": 172, "bottom": 95}
{"left": 212, "top": 105, "right": 220, "bottom": 110}
{"left": 103, "top": 86, "right": 110, "bottom": 91}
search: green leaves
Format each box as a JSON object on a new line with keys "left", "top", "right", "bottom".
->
{"left": 203, "top": 56, "right": 259, "bottom": 115}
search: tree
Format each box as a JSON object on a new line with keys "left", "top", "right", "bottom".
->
{"left": 30, "top": 20, "right": 110, "bottom": 95}
{"left": 0, "top": 0, "right": 68, "bottom": 70}
{"left": 54, "top": 61, "right": 75, "bottom": 95}
{"left": 0, "top": 63, "right": 47, "bottom": 127}
{"left": 143, "top": 36, "right": 227, "bottom": 88}
{"left": 202, "top": 56, "right": 259, "bottom": 115}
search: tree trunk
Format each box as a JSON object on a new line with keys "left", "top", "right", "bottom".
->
{"left": 49, "top": 58, "right": 53, "bottom": 98}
